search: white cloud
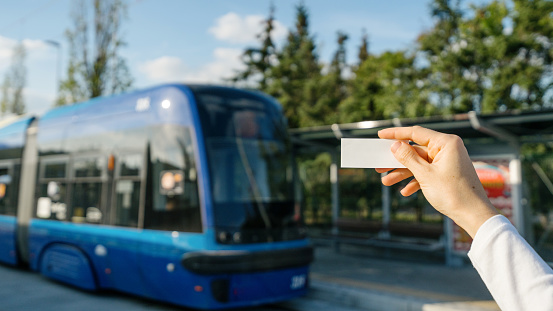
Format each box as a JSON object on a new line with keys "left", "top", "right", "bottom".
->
{"left": 138, "top": 56, "right": 188, "bottom": 82}
{"left": 0, "top": 36, "right": 17, "bottom": 71}
{"left": 138, "top": 48, "right": 245, "bottom": 84}
{"left": 0, "top": 37, "right": 14, "bottom": 54}
{"left": 208, "top": 12, "right": 287, "bottom": 44}
{"left": 0, "top": 35, "right": 49, "bottom": 72}
{"left": 196, "top": 47, "right": 244, "bottom": 82}
{"left": 22, "top": 38, "right": 49, "bottom": 51}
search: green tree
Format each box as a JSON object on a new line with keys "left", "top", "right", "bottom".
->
{"left": 418, "top": 0, "right": 468, "bottom": 113}
{"left": 0, "top": 42, "right": 27, "bottom": 116}
{"left": 418, "top": 0, "right": 553, "bottom": 113}
{"left": 339, "top": 49, "right": 435, "bottom": 123}
{"left": 484, "top": 0, "right": 553, "bottom": 111}
{"left": 0, "top": 77, "right": 10, "bottom": 116}
{"left": 309, "top": 31, "right": 349, "bottom": 126}
{"left": 357, "top": 29, "right": 370, "bottom": 66}
{"left": 267, "top": 2, "right": 322, "bottom": 128}
{"left": 230, "top": 4, "right": 277, "bottom": 92}
{"left": 56, "top": 0, "right": 133, "bottom": 106}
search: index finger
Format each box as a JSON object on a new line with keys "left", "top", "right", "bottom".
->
{"left": 377, "top": 126, "right": 444, "bottom": 147}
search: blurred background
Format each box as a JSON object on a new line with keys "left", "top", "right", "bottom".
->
{"left": 2, "top": 0, "right": 553, "bottom": 262}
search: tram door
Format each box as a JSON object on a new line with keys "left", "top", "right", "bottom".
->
{"left": 98, "top": 152, "right": 147, "bottom": 295}
{"left": 0, "top": 162, "right": 18, "bottom": 265}
{"left": 110, "top": 153, "right": 144, "bottom": 229}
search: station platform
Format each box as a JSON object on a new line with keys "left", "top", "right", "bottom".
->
{"left": 289, "top": 243, "right": 499, "bottom": 311}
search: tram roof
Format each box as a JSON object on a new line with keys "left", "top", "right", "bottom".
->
{"left": 0, "top": 115, "right": 35, "bottom": 150}
{"left": 289, "top": 109, "right": 553, "bottom": 151}
{"left": 38, "top": 84, "right": 277, "bottom": 125}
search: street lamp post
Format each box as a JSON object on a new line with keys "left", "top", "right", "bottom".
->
{"left": 44, "top": 40, "right": 61, "bottom": 95}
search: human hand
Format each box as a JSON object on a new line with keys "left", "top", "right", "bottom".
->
{"left": 376, "top": 126, "right": 498, "bottom": 238}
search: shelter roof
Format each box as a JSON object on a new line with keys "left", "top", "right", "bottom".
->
{"left": 290, "top": 109, "right": 553, "bottom": 151}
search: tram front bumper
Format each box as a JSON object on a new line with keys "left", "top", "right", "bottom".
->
{"left": 180, "top": 245, "right": 314, "bottom": 275}
{"left": 181, "top": 246, "right": 313, "bottom": 306}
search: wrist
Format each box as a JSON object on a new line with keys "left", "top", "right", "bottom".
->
{"left": 455, "top": 200, "right": 499, "bottom": 238}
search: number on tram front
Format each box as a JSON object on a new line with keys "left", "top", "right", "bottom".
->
{"left": 290, "top": 274, "right": 306, "bottom": 290}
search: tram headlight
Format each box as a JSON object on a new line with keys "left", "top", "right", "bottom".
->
{"left": 232, "top": 232, "right": 241, "bottom": 243}
{"left": 218, "top": 231, "right": 230, "bottom": 243}
{"left": 217, "top": 231, "right": 242, "bottom": 244}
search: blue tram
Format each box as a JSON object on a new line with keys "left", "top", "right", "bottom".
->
{"left": 0, "top": 84, "right": 313, "bottom": 309}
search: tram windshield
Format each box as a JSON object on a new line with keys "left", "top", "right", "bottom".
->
{"left": 193, "top": 87, "right": 304, "bottom": 244}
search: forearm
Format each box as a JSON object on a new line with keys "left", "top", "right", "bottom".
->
{"left": 449, "top": 198, "right": 498, "bottom": 239}
{"left": 468, "top": 215, "right": 553, "bottom": 311}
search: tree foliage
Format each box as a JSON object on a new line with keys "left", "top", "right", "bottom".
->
{"left": 56, "top": 0, "right": 133, "bottom": 106}
{"left": 234, "top": 0, "right": 553, "bottom": 128}
{"left": 268, "top": 3, "right": 322, "bottom": 128}
{"left": 0, "top": 42, "right": 27, "bottom": 116}
{"left": 231, "top": 0, "right": 553, "bottom": 228}
{"left": 313, "top": 31, "right": 349, "bottom": 125}
{"left": 339, "top": 51, "right": 436, "bottom": 123}
{"left": 230, "top": 4, "right": 277, "bottom": 91}
{"left": 419, "top": 0, "right": 553, "bottom": 113}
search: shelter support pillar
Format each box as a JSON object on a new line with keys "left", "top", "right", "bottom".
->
{"left": 469, "top": 111, "right": 524, "bottom": 233}
{"left": 380, "top": 172, "right": 391, "bottom": 238}
{"left": 510, "top": 157, "right": 524, "bottom": 235}
{"left": 331, "top": 151, "right": 340, "bottom": 252}
{"left": 445, "top": 217, "right": 464, "bottom": 267}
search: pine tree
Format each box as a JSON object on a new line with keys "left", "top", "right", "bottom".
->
{"left": 357, "top": 29, "right": 369, "bottom": 65}
{"left": 230, "top": 4, "right": 277, "bottom": 92}
{"left": 267, "top": 2, "right": 321, "bottom": 128}
{"left": 310, "top": 31, "right": 349, "bottom": 126}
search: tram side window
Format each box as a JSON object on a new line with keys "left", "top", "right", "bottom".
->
{"left": 145, "top": 128, "right": 202, "bottom": 233}
{"left": 113, "top": 154, "right": 141, "bottom": 227}
{"left": 74, "top": 157, "right": 103, "bottom": 178}
{"left": 71, "top": 157, "right": 104, "bottom": 223}
{"left": 44, "top": 162, "right": 66, "bottom": 179}
{"left": 37, "top": 161, "right": 68, "bottom": 221}
{"left": 0, "top": 167, "right": 16, "bottom": 216}
{"left": 120, "top": 154, "right": 141, "bottom": 176}
{"left": 72, "top": 182, "right": 102, "bottom": 223}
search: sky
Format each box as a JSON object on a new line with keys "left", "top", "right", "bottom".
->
{"left": 0, "top": 0, "right": 489, "bottom": 117}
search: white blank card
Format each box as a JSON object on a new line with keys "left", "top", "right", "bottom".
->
{"left": 341, "top": 138, "right": 405, "bottom": 168}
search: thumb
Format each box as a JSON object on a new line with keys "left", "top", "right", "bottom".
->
{"left": 391, "top": 141, "right": 428, "bottom": 174}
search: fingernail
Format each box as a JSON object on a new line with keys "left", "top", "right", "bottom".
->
{"left": 391, "top": 141, "right": 401, "bottom": 153}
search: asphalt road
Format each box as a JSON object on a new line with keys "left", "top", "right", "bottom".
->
{"left": 0, "top": 264, "right": 301, "bottom": 311}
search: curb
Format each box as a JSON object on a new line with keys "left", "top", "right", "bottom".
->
{"left": 307, "top": 280, "right": 499, "bottom": 311}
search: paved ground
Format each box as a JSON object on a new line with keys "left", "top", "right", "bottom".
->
{"left": 312, "top": 244, "right": 492, "bottom": 301}
{"left": 0, "top": 263, "right": 296, "bottom": 311}
{"left": 304, "top": 243, "right": 499, "bottom": 311}
{"left": 0, "top": 243, "right": 499, "bottom": 311}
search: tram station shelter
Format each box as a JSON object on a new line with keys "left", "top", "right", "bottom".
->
{"left": 290, "top": 109, "right": 553, "bottom": 265}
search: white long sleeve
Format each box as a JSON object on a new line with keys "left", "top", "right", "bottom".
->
{"left": 468, "top": 215, "right": 553, "bottom": 311}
